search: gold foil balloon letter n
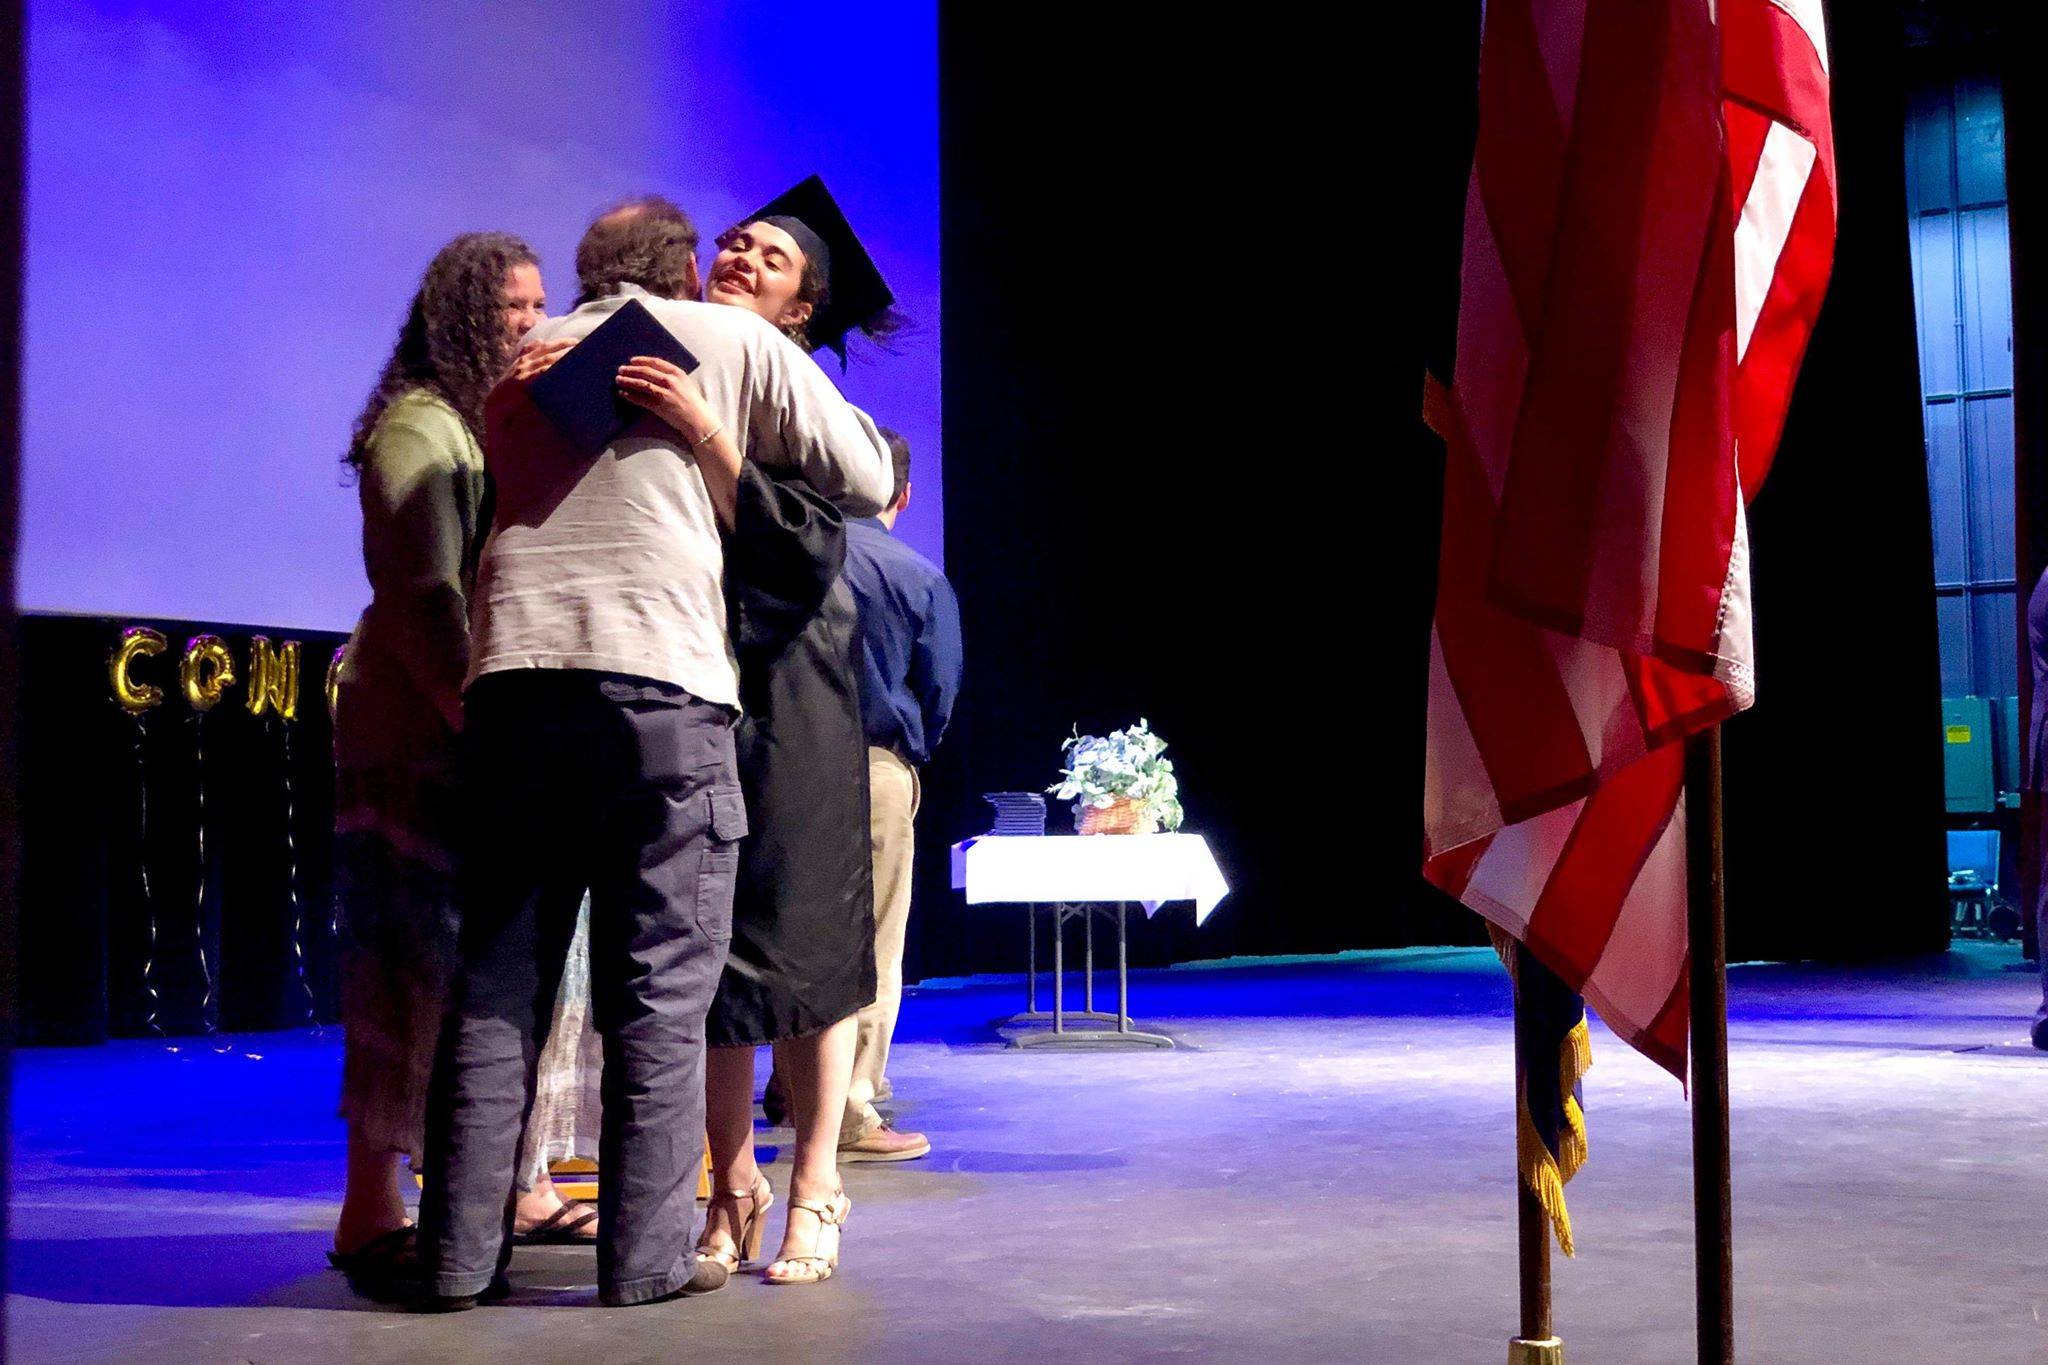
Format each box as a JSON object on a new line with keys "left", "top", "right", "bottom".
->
{"left": 245, "top": 636, "right": 302, "bottom": 721}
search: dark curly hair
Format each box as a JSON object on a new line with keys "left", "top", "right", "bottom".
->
{"left": 344, "top": 231, "right": 538, "bottom": 475}
{"left": 575, "top": 197, "right": 700, "bottom": 306}
{"left": 785, "top": 244, "right": 834, "bottom": 352}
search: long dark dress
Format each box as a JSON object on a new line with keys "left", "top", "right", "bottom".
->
{"left": 706, "top": 465, "right": 878, "bottom": 1046}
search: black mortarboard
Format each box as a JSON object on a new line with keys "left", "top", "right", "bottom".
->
{"left": 527, "top": 297, "right": 700, "bottom": 453}
{"left": 734, "top": 175, "right": 894, "bottom": 363}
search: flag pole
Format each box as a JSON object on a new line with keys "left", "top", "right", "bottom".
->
{"left": 1686, "top": 725, "right": 1734, "bottom": 1364}
{"left": 1510, "top": 982, "right": 1563, "bottom": 1365}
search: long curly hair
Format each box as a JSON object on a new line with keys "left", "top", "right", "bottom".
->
{"left": 345, "top": 231, "right": 539, "bottom": 475}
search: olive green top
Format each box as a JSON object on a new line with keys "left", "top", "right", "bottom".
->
{"left": 334, "top": 389, "right": 484, "bottom": 780}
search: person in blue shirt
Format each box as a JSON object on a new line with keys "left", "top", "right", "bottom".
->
{"left": 837, "top": 427, "right": 963, "bottom": 1159}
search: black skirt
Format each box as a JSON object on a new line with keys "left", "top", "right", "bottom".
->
{"left": 705, "top": 467, "right": 877, "bottom": 1047}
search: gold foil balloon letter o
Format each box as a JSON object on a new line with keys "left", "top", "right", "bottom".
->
{"left": 110, "top": 627, "right": 168, "bottom": 714}
{"left": 180, "top": 635, "right": 236, "bottom": 712}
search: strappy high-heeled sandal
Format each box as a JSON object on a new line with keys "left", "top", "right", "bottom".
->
{"left": 695, "top": 1174, "right": 774, "bottom": 1274}
{"left": 763, "top": 1189, "right": 852, "bottom": 1286}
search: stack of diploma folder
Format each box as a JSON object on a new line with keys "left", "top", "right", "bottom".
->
{"left": 983, "top": 792, "right": 1048, "bottom": 837}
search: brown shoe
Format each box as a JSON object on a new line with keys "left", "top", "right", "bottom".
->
{"left": 837, "top": 1124, "right": 931, "bottom": 1163}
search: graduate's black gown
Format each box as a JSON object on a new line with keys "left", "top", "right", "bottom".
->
{"left": 705, "top": 464, "right": 878, "bottom": 1046}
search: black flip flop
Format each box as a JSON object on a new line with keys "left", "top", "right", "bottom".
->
{"left": 513, "top": 1201, "right": 599, "bottom": 1245}
{"left": 328, "top": 1224, "right": 419, "bottom": 1303}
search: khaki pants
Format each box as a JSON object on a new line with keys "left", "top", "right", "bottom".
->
{"left": 844, "top": 745, "right": 919, "bottom": 1140}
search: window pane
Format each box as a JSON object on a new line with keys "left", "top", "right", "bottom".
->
{"left": 1926, "top": 400, "right": 1968, "bottom": 585}
{"left": 1971, "top": 587, "right": 2020, "bottom": 702}
{"left": 1964, "top": 393, "right": 2016, "bottom": 583}
{"left": 1959, "top": 205, "right": 2013, "bottom": 391}
{"left": 1907, "top": 84, "right": 1955, "bottom": 213}
{"left": 1938, "top": 592, "right": 1973, "bottom": 696}
{"left": 1956, "top": 76, "right": 2007, "bottom": 205}
{"left": 1911, "top": 213, "right": 1959, "bottom": 397}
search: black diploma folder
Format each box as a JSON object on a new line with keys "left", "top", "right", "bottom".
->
{"left": 525, "top": 297, "right": 702, "bottom": 453}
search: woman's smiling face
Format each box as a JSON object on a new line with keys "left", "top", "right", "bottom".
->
{"left": 705, "top": 220, "right": 813, "bottom": 334}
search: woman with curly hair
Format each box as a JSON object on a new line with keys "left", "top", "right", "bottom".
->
{"left": 327, "top": 231, "right": 546, "bottom": 1297}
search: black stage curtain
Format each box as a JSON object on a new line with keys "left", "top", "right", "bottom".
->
{"left": 17, "top": 615, "right": 346, "bottom": 1044}
{"left": 922, "top": 4, "right": 1946, "bottom": 984}
{"left": 919, "top": 6, "right": 1482, "bottom": 982}
{"left": 1720, "top": 7, "right": 1949, "bottom": 961}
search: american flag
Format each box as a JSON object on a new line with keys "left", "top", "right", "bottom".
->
{"left": 1422, "top": 0, "right": 1835, "bottom": 1235}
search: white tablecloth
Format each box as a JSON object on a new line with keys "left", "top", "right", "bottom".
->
{"left": 950, "top": 833, "right": 1230, "bottom": 925}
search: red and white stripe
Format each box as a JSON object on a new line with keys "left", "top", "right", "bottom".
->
{"left": 1423, "top": 0, "right": 1833, "bottom": 1078}
{"left": 1726, "top": 0, "right": 1836, "bottom": 497}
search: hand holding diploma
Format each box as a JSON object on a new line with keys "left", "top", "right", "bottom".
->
{"left": 486, "top": 338, "right": 579, "bottom": 451}
{"left": 484, "top": 338, "right": 587, "bottom": 530}
{"left": 618, "top": 356, "right": 741, "bottom": 527}
{"left": 615, "top": 355, "right": 715, "bottom": 441}
{"left": 510, "top": 337, "right": 576, "bottom": 383}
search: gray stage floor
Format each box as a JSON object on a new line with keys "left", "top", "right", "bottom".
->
{"left": 8, "top": 943, "right": 2048, "bottom": 1363}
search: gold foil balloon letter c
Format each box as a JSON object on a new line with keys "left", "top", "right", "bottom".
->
{"left": 109, "top": 627, "right": 168, "bottom": 714}
{"left": 180, "top": 635, "right": 235, "bottom": 712}
{"left": 245, "top": 636, "right": 302, "bottom": 721}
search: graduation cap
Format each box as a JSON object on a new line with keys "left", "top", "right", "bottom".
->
{"left": 732, "top": 175, "right": 893, "bottom": 363}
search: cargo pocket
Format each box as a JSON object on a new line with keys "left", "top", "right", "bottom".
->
{"left": 693, "top": 785, "right": 748, "bottom": 944}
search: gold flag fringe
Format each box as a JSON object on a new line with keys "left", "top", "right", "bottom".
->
{"left": 1489, "top": 926, "right": 1593, "bottom": 1258}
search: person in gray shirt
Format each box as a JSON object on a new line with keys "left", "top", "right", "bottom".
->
{"left": 415, "top": 199, "right": 889, "bottom": 1310}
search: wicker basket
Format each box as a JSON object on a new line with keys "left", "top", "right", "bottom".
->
{"left": 1074, "top": 797, "right": 1159, "bottom": 836}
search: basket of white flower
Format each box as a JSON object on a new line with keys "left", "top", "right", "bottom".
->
{"left": 1076, "top": 797, "right": 1156, "bottom": 836}
{"left": 1048, "top": 719, "right": 1184, "bottom": 836}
